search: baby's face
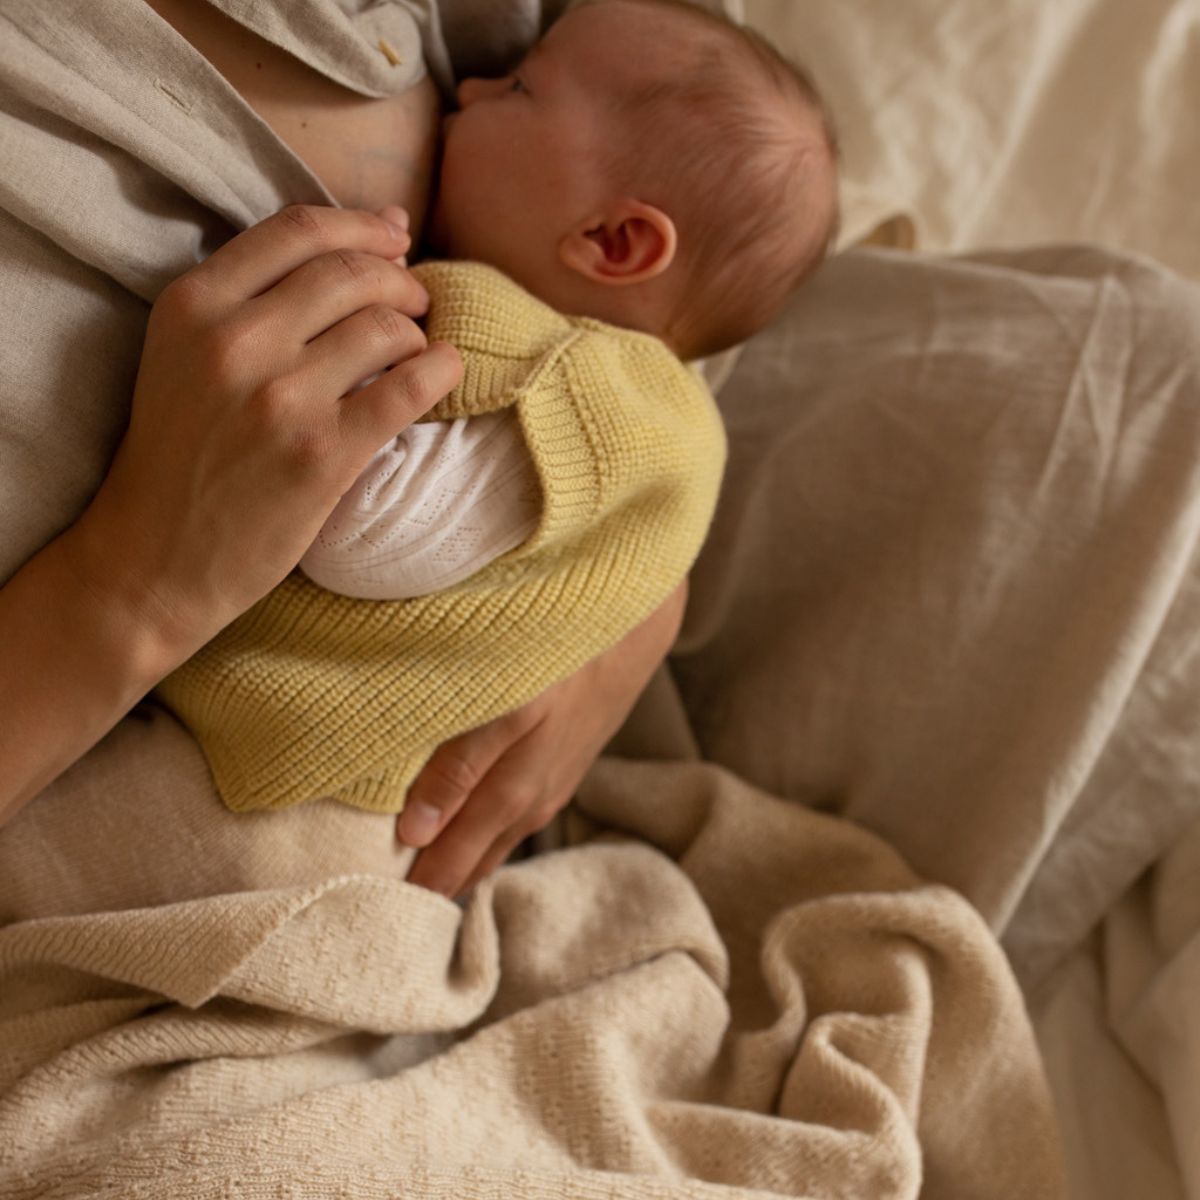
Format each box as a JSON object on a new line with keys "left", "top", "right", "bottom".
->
{"left": 428, "top": 2, "right": 666, "bottom": 297}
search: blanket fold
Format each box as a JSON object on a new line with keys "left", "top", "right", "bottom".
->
{"left": 0, "top": 758, "right": 1065, "bottom": 1200}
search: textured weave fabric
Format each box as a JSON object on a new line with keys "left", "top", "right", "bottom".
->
{"left": 0, "top": 755, "right": 1067, "bottom": 1200}
{"left": 154, "top": 261, "right": 727, "bottom": 813}
{"left": 299, "top": 410, "right": 541, "bottom": 600}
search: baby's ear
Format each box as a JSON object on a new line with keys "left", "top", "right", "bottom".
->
{"left": 559, "top": 201, "right": 677, "bottom": 286}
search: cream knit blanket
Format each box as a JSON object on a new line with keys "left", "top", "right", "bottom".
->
{"left": 0, "top": 755, "right": 1064, "bottom": 1198}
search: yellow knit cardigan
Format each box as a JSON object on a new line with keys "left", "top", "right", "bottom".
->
{"left": 155, "top": 261, "right": 727, "bottom": 813}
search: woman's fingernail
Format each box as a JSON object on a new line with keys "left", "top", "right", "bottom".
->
{"left": 398, "top": 801, "right": 442, "bottom": 848}
{"left": 378, "top": 206, "right": 409, "bottom": 234}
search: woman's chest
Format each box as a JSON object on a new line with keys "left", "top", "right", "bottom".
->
{"left": 141, "top": 0, "right": 439, "bottom": 228}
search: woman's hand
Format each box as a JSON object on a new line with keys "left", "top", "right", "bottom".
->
{"left": 67, "top": 203, "right": 463, "bottom": 652}
{"left": 1, "top": 204, "right": 465, "bottom": 825}
{"left": 398, "top": 581, "right": 690, "bottom": 897}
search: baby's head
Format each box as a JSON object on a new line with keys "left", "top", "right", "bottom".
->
{"left": 429, "top": 0, "right": 839, "bottom": 361}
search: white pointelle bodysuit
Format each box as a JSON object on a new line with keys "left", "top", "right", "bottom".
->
{"left": 298, "top": 350, "right": 736, "bottom": 601}
{"left": 299, "top": 410, "right": 540, "bottom": 600}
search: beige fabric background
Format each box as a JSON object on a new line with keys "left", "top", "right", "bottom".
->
{"left": 747, "top": 0, "right": 1200, "bottom": 276}
{"left": 673, "top": 245, "right": 1200, "bottom": 987}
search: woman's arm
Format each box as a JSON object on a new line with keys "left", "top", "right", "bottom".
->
{"left": 0, "top": 526, "right": 190, "bottom": 825}
{"left": 398, "top": 579, "right": 689, "bottom": 897}
{"left": 0, "top": 204, "right": 461, "bottom": 829}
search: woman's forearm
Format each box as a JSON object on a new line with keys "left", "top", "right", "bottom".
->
{"left": 0, "top": 519, "right": 191, "bottom": 827}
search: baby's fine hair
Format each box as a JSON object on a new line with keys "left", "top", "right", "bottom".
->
{"left": 587, "top": 0, "right": 841, "bottom": 360}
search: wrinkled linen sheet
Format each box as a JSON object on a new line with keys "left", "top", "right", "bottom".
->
{"left": 749, "top": 0, "right": 1200, "bottom": 276}
{"left": 673, "top": 244, "right": 1200, "bottom": 993}
{"left": 673, "top": 241, "right": 1200, "bottom": 1198}
{"left": 1107, "top": 816, "right": 1200, "bottom": 1195}
{"left": 660, "top": 243, "right": 1200, "bottom": 1200}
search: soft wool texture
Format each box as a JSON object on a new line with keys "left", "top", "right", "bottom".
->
{"left": 0, "top": 754, "right": 1067, "bottom": 1200}
{"left": 154, "top": 261, "right": 727, "bottom": 814}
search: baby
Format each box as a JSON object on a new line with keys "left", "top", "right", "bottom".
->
{"left": 155, "top": 0, "right": 840, "bottom": 814}
{"left": 433, "top": 0, "right": 839, "bottom": 359}
{"left": 301, "top": 0, "right": 841, "bottom": 600}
